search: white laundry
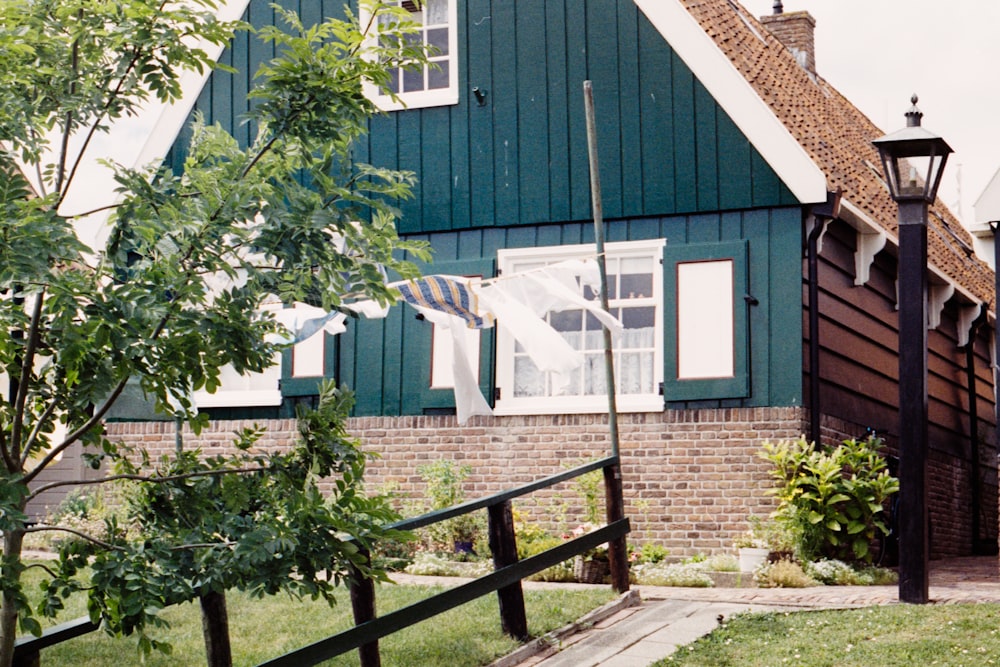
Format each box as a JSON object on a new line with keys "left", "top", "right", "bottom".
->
{"left": 411, "top": 306, "right": 493, "bottom": 424}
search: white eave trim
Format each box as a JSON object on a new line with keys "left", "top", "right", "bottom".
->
{"left": 132, "top": 0, "right": 253, "bottom": 168}
{"left": 634, "top": 0, "right": 827, "bottom": 205}
{"left": 840, "top": 198, "right": 986, "bottom": 314}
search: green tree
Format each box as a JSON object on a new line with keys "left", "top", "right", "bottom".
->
{"left": 0, "top": 1, "right": 428, "bottom": 664}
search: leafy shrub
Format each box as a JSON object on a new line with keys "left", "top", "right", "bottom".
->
{"left": 761, "top": 436, "right": 898, "bottom": 563}
{"left": 805, "top": 559, "right": 898, "bottom": 586}
{"left": 755, "top": 559, "right": 816, "bottom": 588}
{"left": 416, "top": 460, "right": 484, "bottom": 551}
{"left": 634, "top": 543, "right": 670, "bottom": 564}
{"left": 518, "top": 537, "right": 577, "bottom": 582}
{"left": 403, "top": 553, "right": 492, "bottom": 578}
{"left": 805, "top": 558, "right": 869, "bottom": 585}
{"left": 630, "top": 563, "right": 714, "bottom": 587}
{"left": 700, "top": 554, "right": 740, "bottom": 572}
{"left": 24, "top": 485, "right": 135, "bottom": 552}
{"left": 513, "top": 508, "right": 550, "bottom": 547}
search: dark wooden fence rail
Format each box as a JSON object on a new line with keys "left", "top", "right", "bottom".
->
{"left": 14, "top": 456, "right": 630, "bottom": 667}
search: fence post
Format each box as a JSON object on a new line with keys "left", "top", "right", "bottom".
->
{"left": 488, "top": 500, "right": 528, "bottom": 640}
{"left": 604, "top": 463, "right": 630, "bottom": 592}
{"left": 349, "top": 549, "right": 381, "bottom": 667}
{"left": 12, "top": 650, "right": 39, "bottom": 667}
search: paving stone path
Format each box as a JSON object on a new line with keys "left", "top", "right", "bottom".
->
{"left": 494, "top": 556, "right": 1000, "bottom": 667}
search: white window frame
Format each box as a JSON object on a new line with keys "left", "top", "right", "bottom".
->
{"left": 361, "top": 0, "right": 459, "bottom": 111}
{"left": 493, "top": 239, "right": 665, "bottom": 416}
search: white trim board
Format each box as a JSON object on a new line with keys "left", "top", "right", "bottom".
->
{"left": 634, "top": 0, "right": 827, "bottom": 205}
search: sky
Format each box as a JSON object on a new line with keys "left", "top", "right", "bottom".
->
{"left": 742, "top": 0, "right": 1000, "bottom": 237}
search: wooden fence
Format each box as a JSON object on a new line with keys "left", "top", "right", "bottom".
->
{"left": 14, "top": 456, "right": 630, "bottom": 667}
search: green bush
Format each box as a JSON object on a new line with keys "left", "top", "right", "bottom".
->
{"left": 635, "top": 542, "right": 670, "bottom": 564}
{"left": 804, "top": 558, "right": 898, "bottom": 586}
{"left": 630, "top": 563, "right": 714, "bottom": 587}
{"left": 518, "top": 537, "right": 577, "bottom": 582}
{"left": 754, "top": 559, "right": 816, "bottom": 588}
{"left": 760, "top": 435, "right": 898, "bottom": 563}
{"left": 416, "top": 460, "right": 484, "bottom": 551}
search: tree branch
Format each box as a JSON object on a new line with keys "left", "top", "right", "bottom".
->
{"left": 169, "top": 541, "right": 236, "bottom": 552}
{"left": 21, "top": 375, "right": 130, "bottom": 486}
{"left": 26, "top": 465, "right": 270, "bottom": 503}
{"left": 24, "top": 562, "right": 59, "bottom": 579}
{"left": 20, "top": 400, "right": 59, "bottom": 469}
{"left": 54, "top": 12, "right": 81, "bottom": 198}
{"left": 24, "top": 524, "right": 122, "bottom": 552}
{"left": 11, "top": 289, "right": 46, "bottom": 465}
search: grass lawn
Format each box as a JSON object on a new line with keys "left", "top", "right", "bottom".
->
{"left": 24, "top": 570, "right": 616, "bottom": 667}
{"left": 655, "top": 604, "right": 1000, "bottom": 666}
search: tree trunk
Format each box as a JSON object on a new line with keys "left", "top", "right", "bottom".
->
{"left": 199, "top": 590, "right": 232, "bottom": 667}
{"left": 0, "top": 528, "right": 25, "bottom": 667}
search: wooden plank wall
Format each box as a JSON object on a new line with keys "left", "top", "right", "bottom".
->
{"left": 165, "top": 0, "right": 799, "bottom": 229}
{"left": 807, "top": 220, "right": 996, "bottom": 458}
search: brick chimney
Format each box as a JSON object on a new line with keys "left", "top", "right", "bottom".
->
{"left": 760, "top": 10, "right": 817, "bottom": 76}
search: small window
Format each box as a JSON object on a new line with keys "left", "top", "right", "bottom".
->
{"left": 362, "top": 0, "right": 459, "bottom": 111}
{"left": 494, "top": 240, "right": 665, "bottom": 415}
{"left": 662, "top": 241, "right": 750, "bottom": 401}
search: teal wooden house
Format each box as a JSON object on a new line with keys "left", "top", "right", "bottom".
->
{"left": 98, "top": 0, "right": 1000, "bottom": 557}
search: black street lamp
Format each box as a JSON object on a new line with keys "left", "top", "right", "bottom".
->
{"left": 872, "top": 95, "right": 953, "bottom": 604}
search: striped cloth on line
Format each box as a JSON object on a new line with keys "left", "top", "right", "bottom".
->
{"left": 396, "top": 275, "right": 494, "bottom": 329}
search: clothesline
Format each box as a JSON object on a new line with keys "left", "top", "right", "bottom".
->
{"left": 273, "top": 257, "right": 625, "bottom": 424}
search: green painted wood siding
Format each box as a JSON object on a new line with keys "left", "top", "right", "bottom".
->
{"left": 373, "top": 0, "right": 799, "bottom": 232}
{"left": 340, "top": 207, "right": 802, "bottom": 416}
{"left": 164, "top": 0, "right": 797, "bottom": 227}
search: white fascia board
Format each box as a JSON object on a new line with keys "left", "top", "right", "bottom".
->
{"left": 131, "top": 0, "right": 253, "bottom": 168}
{"left": 840, "top": 198, "right": 984, "bottom": 308}
{"left": 634, "top": 0, "right": 827, "bottom": 205}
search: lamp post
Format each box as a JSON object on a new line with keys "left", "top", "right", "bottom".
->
{"left": 872, "top": 95, "right": 952, "bottom": 604}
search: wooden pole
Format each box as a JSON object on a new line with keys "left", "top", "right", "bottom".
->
{"left": 488, "top": 501, "right": 528, "bottom": 640}
{"left": 349, "top": 551, "right": 381, "bottom": 667}
{"left": 896, "top": 199, "right": 930, "bottom": 604}
{"left": 583, "top": 80, "right": 629, "bottom": 593}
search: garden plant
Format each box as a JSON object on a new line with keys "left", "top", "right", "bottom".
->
{"left": 760, "top": 435, "right": 899, "bottom": 563}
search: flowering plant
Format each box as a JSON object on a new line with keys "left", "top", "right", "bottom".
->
{"left": 567, "top": 522, "right": 608, "bottom": 560}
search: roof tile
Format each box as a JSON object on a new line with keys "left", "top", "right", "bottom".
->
{"left": 680, "top": 0, "right": 995, "bottom": 305}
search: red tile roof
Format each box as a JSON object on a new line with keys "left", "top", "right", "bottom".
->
{"left": 681, "top": 0, "right": 995, "bottom": 307}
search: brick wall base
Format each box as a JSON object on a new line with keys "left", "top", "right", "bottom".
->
{"left": 104, "top": 406, "right": 997, "bottom": 560}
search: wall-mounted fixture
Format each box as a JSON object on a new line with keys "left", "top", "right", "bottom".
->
{"left": 472, "top": 87, "right": 488, "bottom": 106}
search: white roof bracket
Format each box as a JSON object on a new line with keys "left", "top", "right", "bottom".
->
{"left": 927, "top": 283, "right": 955, "bottom": 330}
{"left": 854, "top": 230, "right": 887, "bottom": 286}
{"left": 956, "top": 303, "right": 983, "bottom": 347}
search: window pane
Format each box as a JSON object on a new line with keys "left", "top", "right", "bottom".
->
{"left": 677, "top": 260, "right": 734, "bottom": 379}
{"left": 584, "top": 354, "right": 605, "bottom": 395}
{"left": 621, "top": 306, "right": 654, "bottom": 330}
{"left": 426, "top": 0, "right": 448, "bottom": 24}
{"left": 620, "top": 258, "right": 652, "bottom": 298}
{"left": 549, "top": 309, "right": 583, "bottom": 333}
{"left": 428, "top": 61, "right": 449, "bottom": 90}
{"left": 618, "top": 351, "right": 654, "bottom": 394}
{"left": 514, "top": 356, "right": 544, "bottom": 397}
{"left": 383, "top": 68, "right": 400, "bottom": 95}
{"left": 427, "top": 27, "right": 449, "bottom": 54}
{"left": 403, "top": 67, "right": 425, "bottom": 93}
